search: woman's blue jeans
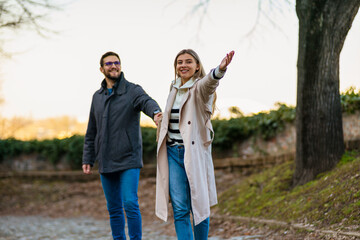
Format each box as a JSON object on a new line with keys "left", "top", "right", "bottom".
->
{"left": 167, "top": 145, "right": 210, "bottom": 240}
{"left": 100, "top": 168, "right": 141, "bottom": 240}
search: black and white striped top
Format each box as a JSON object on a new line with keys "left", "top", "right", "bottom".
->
{"left": 166, "top": 66, "right": 225, "bottom": 146}
{"left": 167, "top": 108, "right": 183, "bottom": 146}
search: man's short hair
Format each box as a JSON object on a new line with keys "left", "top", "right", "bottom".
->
{"left": 100, "top": 52, "right": 121, "bottom": 67}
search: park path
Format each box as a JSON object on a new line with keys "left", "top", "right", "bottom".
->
{"left": 0, "top": 216, "right": 264, "bottom": 240}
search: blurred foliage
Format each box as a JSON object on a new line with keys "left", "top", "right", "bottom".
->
{"left": 0, "top": 87, "right": 359, "bottom": 169}
{"left": 63, "top": 135, "right": 85, "bottom": 169}
{"left": 0, "top": 129, "right": 158, "bottom": 169}
{"left": 212, "top": 87, "right": 359, "bottom": 152}
{"left": 0, "top": 136, "right": 83, "bottom": 168}
{"left": 212, "top": 103, "right": 296, "bottom": 151}
{"left": 228, "top": 106, "right": 244, "bottom": 118}
{"left": 141, "top": 127, "right": 157, "bottom": 163}
{"left": 338, "top": 150, "right": 360, "bottom": 166}
{"left": 341, "top": 86, "right": 360, "bottom": 114}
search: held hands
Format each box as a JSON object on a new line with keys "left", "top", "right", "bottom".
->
{"left": 219, "top": 50, "right": 235, "bottom": 72}
{"left": 154, "top": 112, "right": 163, "bottom": 126}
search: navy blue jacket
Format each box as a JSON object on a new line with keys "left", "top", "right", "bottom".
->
{"left": 82, "top": 72, "right": 160, "bottom": 173}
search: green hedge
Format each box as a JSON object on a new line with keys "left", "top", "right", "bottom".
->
{"left": 0, "top": 135, "right": 84, "bottom": 168}
{"left": 0, "top": 88, "right": 359, "bottom": 169}
{"left": 341, "top": 86, "right": 360, "bottom": 114}
{"left": 212, "top": 103, "right": 296, "bottom": 152}
{"left": 0, "top": 130, "right": 158, "bottom": 169}
{"left": 212, "top": 87, "right": 360, "bottom": 152}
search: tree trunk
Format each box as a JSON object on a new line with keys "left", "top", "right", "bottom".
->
{"left": 294, "top": 0, "right": 360, "bottom": 186}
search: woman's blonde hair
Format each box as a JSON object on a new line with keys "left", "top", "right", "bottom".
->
{"left": 173, "top": 49, "right": 217, "bottom": 115}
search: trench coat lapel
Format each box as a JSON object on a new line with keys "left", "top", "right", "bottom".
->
{"left": 157, "top": 87, "right": 177, "bottom": 151}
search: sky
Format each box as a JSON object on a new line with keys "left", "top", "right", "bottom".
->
{"left": 1, "top": 0, "right": 359, "bottom": 124}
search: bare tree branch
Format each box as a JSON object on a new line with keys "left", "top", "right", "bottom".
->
{"left": 192, "top": 0, "right": 211, "bottom": 42}
{"left": 181, "top": 0, "right": 295, "bottom": 43}
{"left": 0, "top": 0, "right": 62, "bottom": 39}
{"left": 242, "top": 0, "right": 263, "bottom": 39}
{"left": 166, "top": 0, "right": 212, "bottom": 44}
{"left": 0, "top": 0, "right": 63, "bottom": 108}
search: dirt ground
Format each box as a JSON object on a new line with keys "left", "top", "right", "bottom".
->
{"left": 0, "top": 169, "right": 357, "bottom": 239}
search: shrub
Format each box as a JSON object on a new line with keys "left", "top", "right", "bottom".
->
{"left": 341, "top": 86, "right": 360, "bottom": 114}
{"left": 0, "top": 87, "right": 358, "bottom": 167}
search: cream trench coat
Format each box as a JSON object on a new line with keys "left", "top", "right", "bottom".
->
{"left": 155, "top": 70, "right": 220, "bottom": 226}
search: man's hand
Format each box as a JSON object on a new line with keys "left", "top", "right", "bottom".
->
{"left": 82, "top": 164, "right": 92, "bottom": 174}
{"left": 154, "top": 112, "right": 163, "bottom": 126}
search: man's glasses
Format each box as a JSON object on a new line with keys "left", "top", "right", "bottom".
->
{"left": 104, "top": 61, "right": 121, "bottom": 67}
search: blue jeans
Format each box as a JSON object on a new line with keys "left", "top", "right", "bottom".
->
{"left": 167, "top": 145, "right": 210, "bottom": 240}
{"left": 100, "top": 168, "right": 141, "bottom": 240}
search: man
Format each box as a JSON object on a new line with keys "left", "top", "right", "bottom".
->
{"left": 82, "top": 51, "right": 162, "bottom": 240}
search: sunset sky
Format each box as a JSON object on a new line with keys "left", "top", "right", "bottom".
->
{"left": 1, "top": 0, "right": 359, "bottom": 124}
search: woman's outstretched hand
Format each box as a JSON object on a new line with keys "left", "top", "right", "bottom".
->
{"left": 219, "top": 50, "right": 235, "bottom": 71}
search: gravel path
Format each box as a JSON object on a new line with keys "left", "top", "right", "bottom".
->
{"left": 0, "top": 216, "right": 180, "bottom": 240}
{"left": 0, "top": 216, "right": 264, "bottom": 240}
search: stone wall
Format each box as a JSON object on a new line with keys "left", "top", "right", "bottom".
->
{"left": 0, "top": 154, "right": 71, "bottom": 172}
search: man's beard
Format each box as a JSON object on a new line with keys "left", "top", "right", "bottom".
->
{"left": 105, "top": 71, "right": 120, "bottom": 81}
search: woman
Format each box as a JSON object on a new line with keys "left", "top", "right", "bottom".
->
{"left": 155, "top": 49, "right": 235, "bottom": 239}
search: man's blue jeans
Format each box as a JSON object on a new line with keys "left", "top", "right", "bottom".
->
{"left": 100, "top": 168, "right": 141, "bottom": 240}
{"left": 167, "top": 145, "right": 210, "bottom": 240}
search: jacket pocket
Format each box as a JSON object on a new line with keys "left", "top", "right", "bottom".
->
{"left": 109, "top": 130, "right": 133, "bottom": 159}
{"left": 204, "top": 118, "right": 214, "bottom": 147}
{"left": 203, "top": 105, "right": 214, "bottom": 147}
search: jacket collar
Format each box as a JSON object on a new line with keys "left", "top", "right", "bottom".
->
{"left": 172, "top": 77, "right": 198, "bottom": 90}
{"left": 98, "top": 72, "right": 126, "bottom": 95}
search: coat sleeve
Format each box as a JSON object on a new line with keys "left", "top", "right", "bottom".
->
{"left": 131, "top": 84, "right": 161, "bottom": 119}
{"left": 82, "top": 100, "right": 96, "bottom": 167}
{"left": 196, "top": 69, "right": 220, "bottom": 105}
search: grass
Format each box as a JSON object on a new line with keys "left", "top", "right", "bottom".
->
{"left": 217, "top": 150, "right": 360, "bottom": 231}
